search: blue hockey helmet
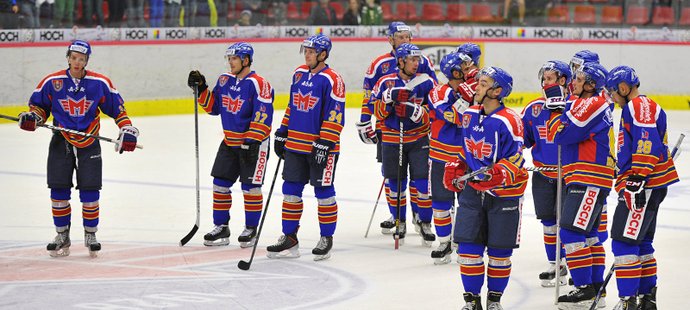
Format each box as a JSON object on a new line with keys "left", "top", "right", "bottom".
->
{"left": 606, "top": 65, "right": 640, "bottom": 93}
{"left": 570, "top": 50, "right": 600, "bottom": 72}
{"left": 477, "top": 66, "right": 513, "bottom": 99}
{"left": 388, "top": 21, "right": 412, "bottom": 37}
{"left": 67, "top": 40, "right": 91, "bottom": 58}
{"left": 456, "top": 43, "right": 481, "bottom": 66}
{"left": 577, "top": 62, "right": 608, "bottom": 92}
{"left": 225, "top": 42, "right": 254, "bottom": 63}
{"left": 395, "top": 43, "right": 422, "bottom": 60}
{"left": 300, "top": 34, "right": 332, "bottom": 56}
{"left": 538, "top": 60, "right": 573, "bottom": 86}
{"left": 440, "top": 52, "right": 472, "bottom": 81}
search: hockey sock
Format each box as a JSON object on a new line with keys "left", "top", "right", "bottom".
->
{"left": 50, "top": 188, "right": 72, "bottom": 228}
{"left": 315, "top": 186, "right": 337, "bottom": 236}
{"left": 432, "top": 201, "right": 452, "bottom": 239}
{"left": 212, "top": 178, "right": 233, "bottom": 226}
{"left": 590, "top": 243, "right": 606, "bottom": 284}
{"left": 541, "top": 219, "right": 557, "bottom": 262}
{"left": 409, "top": 180, "right": 419, "bottom": 216}
{"left": 413, "top": 179, "right": 432, "bottom": 222}
{"left": 487, "top": 247, "right": 513, "bottom": 294}
{"left": 79, "top": 190, "right": 100, "bottom": 228}
{"left": 458, "top": 242, "right": 485, "bottom": 295}
{"left": 281, "top": 181, "right": 305, "bottom": 235}
{"left": 241, "top": 184, "right": 263, "bottom": 227}
{"left": 561, "top": 228, "right": 593, "bottom": 287}
{"left": 387, "top": 179, "right": 407, "bottom": 221}
{"left": 612, "top": 240, "right": 642, "bottom": 297}
{"left": 638, "top": 240, "right": 657, "bottom": 295}
{"left": 598, "top": 205, "right": 609, "bottom": 243}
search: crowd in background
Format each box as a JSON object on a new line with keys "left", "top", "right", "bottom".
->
{"left": 0, "top": 0, "right": 684, "bottom": 29}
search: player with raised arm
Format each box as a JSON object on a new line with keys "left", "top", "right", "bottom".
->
{"left": 267, "top": 34, "right": 345, "bottom": 261}
{"left": 17, "top": 40, "right": 139, "bottom": 258}
{"left": 358, "top": 21, "right": 437, "bottom": 235}
{"left": 520, "top": 60, "right": 572, "bottom": 287}
{"left": 443, "top": 67, "right": 528, "bottom": 310}
{"left": 187, "top": 42, "right": 274, "bottom": 247}
{"left": 371, "top": 43, "right": 437, "bottom": 246}
{"left": 606, "top": 66, "right": 679, "bottom": 310}
{"left": 552, "top": 62, "right": 615, "bottom": 309}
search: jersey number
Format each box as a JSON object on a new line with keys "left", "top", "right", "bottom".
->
{"left": 253, "top": 111, "right": 268, "bottom": 123}
{"left": 636, "top": 140, "right": 652, "bottom": 154}
{"left": 328, "top": 111, "right": 343, "bottom": 123}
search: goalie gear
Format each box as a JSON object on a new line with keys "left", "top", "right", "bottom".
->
{"left": 356, "top": 120, "right": 378, "bottom": 144}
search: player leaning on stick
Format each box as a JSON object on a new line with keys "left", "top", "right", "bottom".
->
{"left": 606, "top": 66, "right": 679, "bottom": 310}
{"left": 187, "top": 42, "right": 274, "bottom": 248}
{"left": 444, "top": 67, "right": 528, "bottom": 310}
{"left": 17, "top": 40, "right": 139, "bottom": 258}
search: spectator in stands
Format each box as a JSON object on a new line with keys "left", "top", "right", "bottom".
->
{"left": 237, "top": 9, "right": 251, "bottom": 25}
{"left": 504, "top": 0, "right": 525, "bottom": 25}
{"left": 216, "top": 0, "right": 231, "bottom": 26}
{"left": 193, "top": 0, "right": 212, "bottom": 27}
{"left": 0, "top": 0, "right": 18, "bottom": 28}
{"left": 307, "top": 0, "right": 337, "bottom": 25}
{"left": 341, "top": 0, "right": 360, "bottom": 25}
{"left": 361, "top": 0, "right": 381, "bottom": 25}
{"left": 127, "top": 0, "right": 145, "bottom": 27}
{"left": 269, "top": 0, "right": 287, "bottom": 25}
{"left": 241, "top": 0, "right": 265, "bottom": 25}
{"left": 165, "top": 0, "right": 182, "bottom": 27}
{"left": 18, "top": 0, "right": 39, "bottom": 28}
{"left": 184, "top": 0, "right": 197, "bottom": 26}
{"left": 53, "top": 0, "right": 75, "bottom": 27}
{"left": 108, "top": 0, "right": 127, "bottom": 27}
{"left": 149, "top": 0, "right": 164, "bottom": 26}
{"left": 83, "top": 0, "right": 105, "bottom": 27}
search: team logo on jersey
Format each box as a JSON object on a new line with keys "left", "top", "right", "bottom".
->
{"left": 59, "top": 96, "right": 94, "bottom": 117}
{"left": 381, "top": 63, "right": 390, "bottom": 73}
{"left": 52, "top": 80, "right": 63, "bottom": 92}
{"left": 462, "top": 114, "right": 472, "bottom": 128}
{"left": 292, "top": 90, "right": 319, "bottom": 112}
{"left": 385, "top": 80, "right": 396, "bottom": 90}
{"left": 221, "top": 94, "right": 244, "bottom": 114}
{"left": 532, "top": 104, "right": 542, "bottom": 117}
{"left": 294, "top": 73, "right": 303, "bottom": 84}
{"left": 537, "top": 121, "right": 555, "bottom": 143}
{"left": 219, "top": 75, "right": 229, "bottom": 87}
{"left": 464, "top": 136, "right": 493, "bottom": 160}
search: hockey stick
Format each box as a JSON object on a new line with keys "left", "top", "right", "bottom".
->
{"left": 238, "top": 158, "right": 282, "bottom": 271}
{"left": 0, "top": 113, "right": 144, "bottom": 149}
{"left": 179, "top": 85, "right": 201, "bottom": 246}
{"left": 554, "top": 145, "right": 563, "bottom": 305}
{"left": 405, "top": 73, "right": 430, "bottom": 91}
{"left": 587, "top": 133, "right": 685, "bottom": 309}
{"left": 394, "top": 120, "right": 404, "bottom": 250}
{"left": 364, "top": 178, "right": 386, "bottom": 238}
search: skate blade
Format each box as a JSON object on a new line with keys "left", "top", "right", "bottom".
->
{"left": 422, "top": 239, "right": 434, "bottom": 247}
{"left": 413, "top": 224, "right": 421, "bottom": 234}
{"left": 48, "top": 248, "right": 70, "bottom": 257}
{"left": 557, "top": 300, "right": 593, "bottom": 310}
{"left": 239, "top": 239, "right": 256, "bottom": 248}
{"left": 433, "top": 255, "right": 451, "bottom": 265}
{"left": 381, "top": 228, "right": 394, "bottom": 235}
{"left": 541, "top": 277, "right": 568, "bottom": 287}
{"left": 266, "top": 248, "right": 300, "bottom": 259}
{"left": 596, "top": 298, "right": 606, "bottom": 308}
{"left": 89, "top": 250, "right": 99, "bottom": 258}
{"left": 204, "top": 238, "right": 230, "bottom": 246}
{"left": 313, "top": 253, "right": 332, "bottom": 261}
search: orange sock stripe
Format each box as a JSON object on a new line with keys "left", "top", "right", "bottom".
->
{"left": 243, "top": 193, "right": 263, "bottom": 212}
{"left": 565, "top": 247, "right": 593, "bottom": 270}
{"left": 434, "top": 217, "right": 452, "bottom": 226}
{"left": 543, "top": 234, "right": 557, "bottom": 245}
{"left": 213, "top": 192, "right": 232, "bottom": 212}
{"left": 318, "top": 202, "right": 338, "bottom": 224}
{"left": 615, "top": 268, "right": 642, "bottom": 279}
{"left": 282, "top": 200, "right": 303, "bottom": 221}
{"left": 82, "top": 204, "right": 99, "bottom": 220}
{"left": 52, "top": 204, "right": 72, "bottom": 217}
{"left": 487, "top": 266, "right": 512, "bottom": 278}
{"left": 416, "top": 197, "right": 432, "bottom": 209}
{"left": 386, "top": 195, "right": 407, "bottom": 207}
{"left": 640, "top": 258, "right": 657, "bottom": 277}
{"left": 409, "top": 186, "right": 419, "bottom": 205}
{"left": 460, "top": 264, "right": 485, "bottom": 276}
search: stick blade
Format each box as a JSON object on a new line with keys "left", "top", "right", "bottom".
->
{"left": 179, "top": 225, "right": 199, "bottom": 246}
{"left": 237, "top": 260, "right": 251, "bottom": 271}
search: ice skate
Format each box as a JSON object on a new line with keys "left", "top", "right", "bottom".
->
{"left": 592, "top": 282, "right": 607, "bottom": 308}
{"left": 486, "top": 291, "right": 504, "bottom": 310}
{"left": 237, "top": 226, "right": 257, "bottom": 248}
{"left": 419, "top": 221, "right": 436, "bottom": 247}
{"left": 312, "top": 236, "right": 333, "bottom": 261}
{"left": 557, "top": 284, "right": 595, "bottom": 310}
{"left": 461, "top": 292, "right": 483, "bottom": 310}
{"left": 611, "top": 296, "right": 637, "bottom": 310}
{"left": 203, "top": 224, "right": 230, "bottom": 246}
{"left": 266, "top": 233, "right": 299, "bottom": 259}
{"left": 637, "top": 286, "right": 657, "bottom": 310}
{"left": 412, "top": 212, "right": 422, "bottom": 233}
{"left": 380, "top": 215, "right": 396, "bottom": 235}
{"left": 539, "top": 262, "right": 568, "bottom": 287}
{"left": 393, "top": 222, "right": 406, "bottom": 246}
{"left": 46, "top": 226, "right": 71, "bottom": 258}
{"left": 84, "top": 228, "right": 101, "bottom": 258}
{"left": 431, "top": 240, "right": 452, "bottom": 265}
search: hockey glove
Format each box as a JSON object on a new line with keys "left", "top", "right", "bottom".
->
{"left": 274, "top": 131, "right": 287, "bottom": 159}
{"left": 187, "top": 70, "right": 208, "bottom": 93}
{"left": 394, "top": 102, "right": 424, "bottom": 123}
{"left": 356, "top": 120, "right": 378, "bottom": 145}
{"left": 240, "top": 142, "right": 261, "bottom": 166}
{"left": 114, "top": 125, "right": 139, "bottom": 153}
{"left": 623, "top": 174, "right": 647, "bottom": 211}
{"left": 18, "top": 111, "right": 43, "bottom": 132}
{"left": 311, "top": 139, "right": 333, "bottom": 169}
{"left": 443, "top": 159, "right": 468, "bottom": 192}
{"left": 382, "top": 87, "right": 412, "bottom": 105}
{"left": 465, "top": 68, "right": 479, "bottom": 82}
{"left": 454, "top": 82, "right": 476, "bottom": 113}
{"left": 470, "top": 165, "right": 506, "bottom": 191}
{"left": 543, "top": 83, "right": 566, "bottom": 110}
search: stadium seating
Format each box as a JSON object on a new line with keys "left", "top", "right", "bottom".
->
{"left": 547, "top": 5, "right": 570, "bottom": 24}
{"left": 573, "top": 5, "right": 596, "bottom": 24}
{"left": 471, "top": 3, "right": 495, "bottom": 23}
{"left": 601, "top": 5, "right": 623, "bottom": 24}
{"left": 626, "top": 5, "right": 649, "bottom": 25}
{"left": 421, "top": 2, "right": 445, "bottom": 23}
{"left": 447, "top": 3, "right": 469, "bottom": 23}
{"left": 651, "top": 6, "right": 674, "bottom": 26}
{"left": 680, "top": 7, "right": 690, "bottom": 26}
{"left": 395, "top": 2, "right": 418, "bottom": 22}
{"left": 381, "top": 2, "right": 394, "bottom": 22}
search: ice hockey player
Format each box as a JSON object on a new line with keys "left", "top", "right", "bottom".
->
{"left": 267, "top": 34, "right": 345, "bottom": 261}
{"left": 187, "top": 42, "right": 274, "bottom": 248}
{"left": 370, "top": 43, "right": 436, "bottom": 246}
{"left": 520, "top": 60, "right": 572, "bottom": 287}
{"left": 552, "top": 62, "right": 615, "bottom": 309}
{"left": 606, "top": 66, "right": 679, "bottom": 310}
{"left": 456, "top": 43, "right": 482, "bottom": 84}
{"left": 444, "top": 67, "right": 528, "bottom": 310}
{"left": 568, "top": 50, "right": 600, "bottom": 94}
{"left": 357, "top": 21, "right": 437, "bottom": 235}
{"left": 427, "top": 51, "right": 476, "bottom": 264}
{"left": 18, "top": 40, "right": 139, "bottom": 258}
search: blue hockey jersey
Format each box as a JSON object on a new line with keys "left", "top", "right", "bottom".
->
{"left": 521, "top": 97, "right": 564, "bottom": 179}
{"left": 428, "top": 83, "right": 464, "bottom": 163}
